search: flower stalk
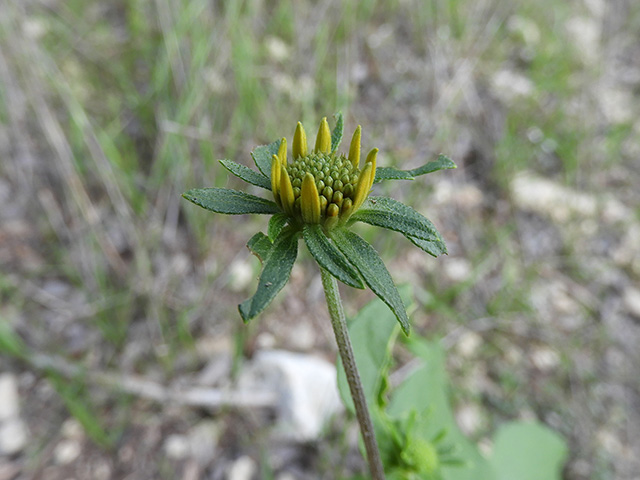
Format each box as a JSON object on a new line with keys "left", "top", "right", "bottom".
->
{"left": 321, "top": 269, "right": 386, "bottom": 480}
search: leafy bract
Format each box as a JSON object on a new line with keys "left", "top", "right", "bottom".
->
{"left": 219, "top": 159, "right": 271, "bottom": 190}
{"left": 350, "top": 196, "right": 447, "bottom": 257}
{"left": 331, "top": 229, "right": 410, "bottom": 335}
{"left": 303, "top": 224, "right": 363, "bottom": 289}
{"left": 330, "top": 112, "right": 344, "bottom": 153}
{"left": 182, "top": 188, "right": 280, "bottom": 215}
{"left": 239, "top": 228, "right": 299, "bottom": 323}
{"left": 373, "top": 154, "right": 456, "bottom": 184}
{"left": 246, "top": 232, "right": 273, "bottom": 262}
{"left": 268, "top": 213, "right": 288, "bottom": 241}
{"left": 251, "top": 138, "right": 282, "bottom": 177}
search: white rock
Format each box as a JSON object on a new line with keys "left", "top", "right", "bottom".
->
{"left": 0, "top": 375, "right": 20, "bottom": 421}
{"left": 443, "top": 258, "right": 472, "bottom": 283}
{"left": 228, "top": 259, "right": 254, "bottom": 292}
{"left": 456, "top": 404, "right": 484, "bottom": 436}
{"left": 565, "top": 17, "right": 601, "bottom": 65}
{"left": 623, "top": 287, "right": 640, "bottom": 318}
{"left": 265, "top": 36, "right": 290, "bottom": 62}
{"left": 491, "top": 69, "right": 534, "bottom": 103}
{"left": 238, "top": 350, "right": 343, "bottom": 441}
{"left": 164, "top": 434, "right": 190, "bottom": 460}
{"left": 226, "top": 455, "right": 257, "bottom": 480}
{"left": 598, "top": 84, "right": 634, "bottom": 124}
{"left": 53, "top": 439, "right": 81, "bottom": 465}
{"left": 530, "top": 347, "right": 560, "bottom": 372}
{"left": 456, "top": 331, "right": 482, "bottom": 358}
{"left": 188, "top": 421, "right": 220, "bottom": 466}
{"left": 0, "top": 419, "right": 27, "bottom": 455}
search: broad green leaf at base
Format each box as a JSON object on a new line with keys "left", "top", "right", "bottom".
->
{"left": 251, "top": 138, "right": 282, "bottom": 178}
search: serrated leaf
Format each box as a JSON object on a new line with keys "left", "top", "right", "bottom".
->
{"left": 246, "top": 232, "right": 273, "bottom": 262}
{"left": 331, "top": 229, "right": 410, "bottom": 335}
{"left": 373, "top": 154, "right": 456, "bottom": 184}
{"left": 303, "top": 224, "right": 364, "bottom": 289}
{"left": 350, "top": 197, "right": 447, "bottom": 256}
{"left": 219, "top": 159, "right": 271, "bottom": 190}
{"left": 330, "top": 112, "right": 344, "bottom": 153}
{"left": 406, "top": 235, "right": 446, "bottom": 258}
{"left": 182, "top": 188, "right": 281, "bottom": 215}
{"left": 268, "top": 213, "right": 288, "bottom": 241}
{"left": 239, "top": 228, "right": 299, "bottom": 323}
{"left": 251, "top": 138, "right": 281, "bottom": 177}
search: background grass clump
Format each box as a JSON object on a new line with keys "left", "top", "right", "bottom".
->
{"left": 1, "top": 0, "right": 639, "bottom": 478}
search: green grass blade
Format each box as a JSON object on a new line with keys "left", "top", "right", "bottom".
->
{"left": 239, "top": 228, "right": 299, "bottom": 323}
{"left": 303, "top": 224, "right": 364, "bottom": 289}
{"left": 331, "top": 229, "right": 410, "bottom": 335}
{"left": 219, "top": 159, "right": 271, "bottom": 190}
{"left": 350, "top": 197, "right": 447, "bottom": 256}
{"left": 182, "top": 188, "right": 280, "bottom": 215}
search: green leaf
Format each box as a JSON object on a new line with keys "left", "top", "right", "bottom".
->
{"left": 350, "top": 197, "right": 447, "bottom": 256}
{"left": 336, "top": 286, "right": 410, "bottom": 413}
{"left": 219, "top": 159, "right": 271, "bottom": 190}
{"left": 303, "top": 224, "right": 364, "bottom": 289}
{"left": 406, "top": 235, "right": 446, "bottom": 258}
{"left": 373, "top": 154, "right": 456, "bottom": 184}
{"left": 388, "top": 339, "right": 495, "bottom": 480}
{"left": 268, "top": 213, "right": 288, "bottom": 241}
{"left": 489, "top": 423, "right": 568, "bottom": 480}
{"left": 247, "top": 232, "right": 273, "bottom": 262}
{"left": 251, "top": 138, "right": 281, "bottom": 178}
{"left": 331, "top": 229, "right": 410, "bottom": 335}
{"left": 182, "top": 188, "right": 280, "bottom": 215}
{"left": 239, "top": 228, "right": 299, "bottom": 323}
{"left": 330, "top": 112, "right": 344, "bottom": 153}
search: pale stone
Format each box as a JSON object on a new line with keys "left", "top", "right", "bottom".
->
{"left": 226, "top": 455, "right": 257, "bottom": 480}
{"left": 456, "top": 331, "right": 482, "bottom": 358}
{"left": 443, "top": 258, "right": 472, "bottom": 283}
{"left": 265, "top": 36, "right": 290, "bottom": 62}
{"left": 456, "top": 404, "right": 484, "bottom": 436}
{"left": 164, "top": 434, "right": 190, "bottom": 460}
{"left": 531, "top": 347, "right": 560, "bottom": 372}
{"left": 238, "top": 350, "right": 343, "bottom": 441}
{"left": 61, "top": 419, "right": 84, "bottom": 439}
{"left": 491, "top": 70, "right": 534, "bottom": 103}
{"left": 565, "top": 17, "right": 601, "bottom": 65}
{"left": 0, "top": 375, "right": 20, "bottom": 420}
{"left": 507, "top": 15, "right": 541, "bottom": 46}
{"left": 53, "top": 439, "right": 81, "bottom": 465}
{"left": 623, "top": 287, "right": 640, "bottom": 318}
{"left": 228, "top": 259, "right": 254, "bottom": 292}
{"left": 188, "top": 421, "right": 220, "bottom": 466}
{"left": 0, "top": 419, "right": 27, "bottom": 455}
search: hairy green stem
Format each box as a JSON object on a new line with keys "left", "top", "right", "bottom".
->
{"left": 320, "top": 269, "right": 385, "bottom": 480}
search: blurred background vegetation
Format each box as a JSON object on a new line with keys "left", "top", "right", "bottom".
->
{"left": 1, "top": 0, "right": 639, "bottom": 478}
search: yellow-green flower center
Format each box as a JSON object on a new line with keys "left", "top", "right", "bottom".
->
{"left": 271, "top": 118, "right": 377, "bottom": 229}
{"left": 287, "top": 152, "right": 360, "bottom": 218}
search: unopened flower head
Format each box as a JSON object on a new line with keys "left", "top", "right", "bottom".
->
{"left": 271, "top": 118, "right": 377, "bottom": 229}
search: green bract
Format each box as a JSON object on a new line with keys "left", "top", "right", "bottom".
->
{"left": 182, "top": 113, "right": 455, "bottom": 332}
